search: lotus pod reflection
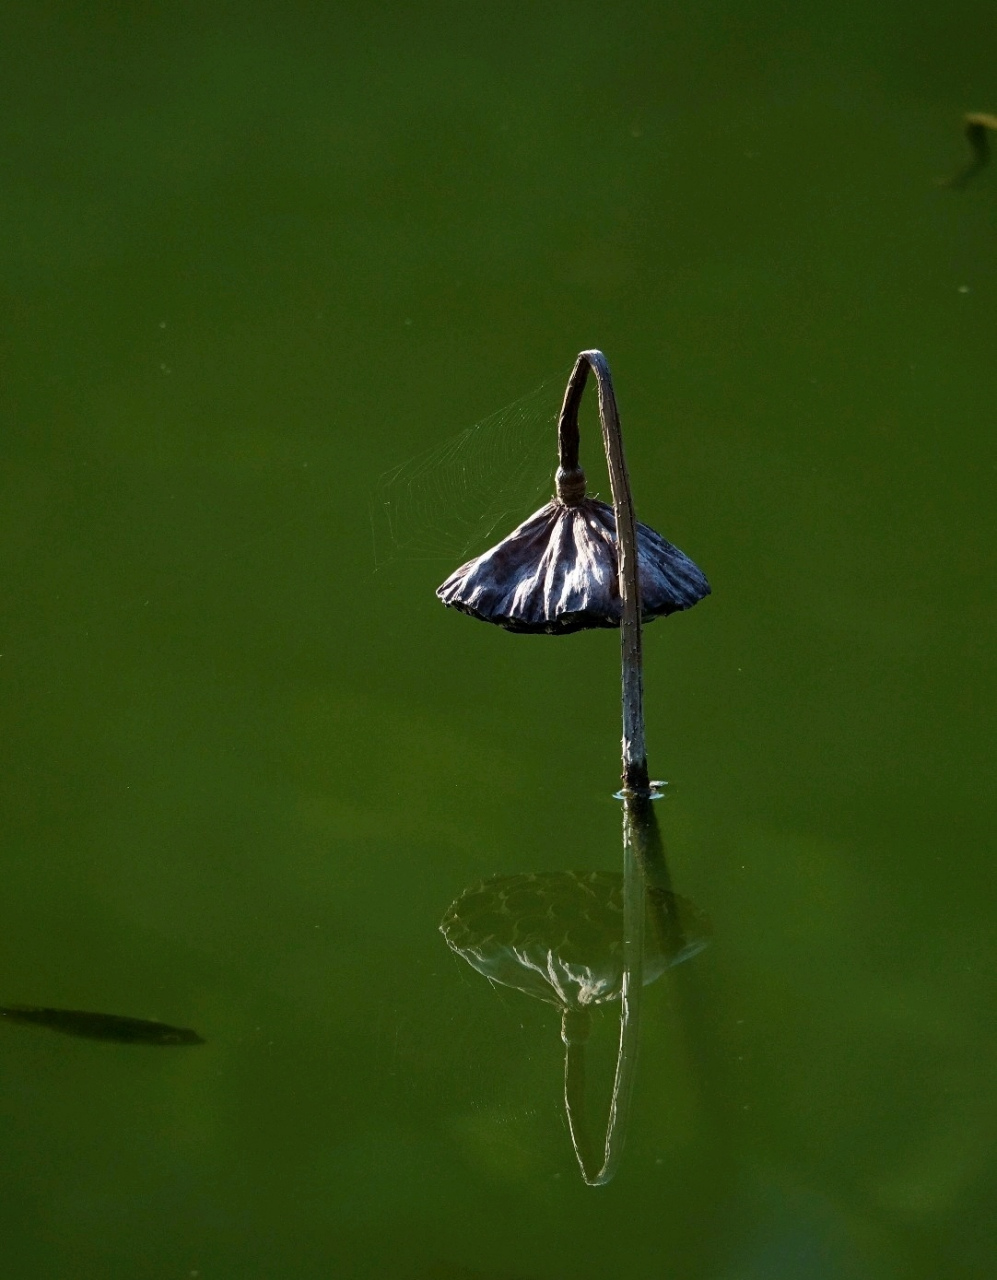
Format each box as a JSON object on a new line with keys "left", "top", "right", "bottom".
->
{"left": 440, "top": 870, "right": 710, "bottom": 1013}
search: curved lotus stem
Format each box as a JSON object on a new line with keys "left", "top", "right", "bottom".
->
{"left": 557, "top": 797, "right": 647, "bottom": 1187}
{"left": 560, "top": 1008, "right": 598, "bottom": 1180}
{"left": 555, "top": 351, "right": 653, "bottom": 1185}
{"left": 556, "top": 350, "right": 648, "bottom": 793}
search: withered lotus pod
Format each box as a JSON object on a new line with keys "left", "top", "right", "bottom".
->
{"left": 437, "top": 349, "right": 709, "bottom": 794}
{"left": 437, "top": 352, "right": 710, "bottom": 635}
{"left": 436, "top": 499, "right": 708, "bottom": 635}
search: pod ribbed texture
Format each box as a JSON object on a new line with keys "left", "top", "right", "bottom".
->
{"left": 436, "top": 497, "right": 710, "bottom": 635}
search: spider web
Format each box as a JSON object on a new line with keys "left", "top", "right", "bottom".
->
{"left": 370, "top": 374, "right": 567, "bottom": 569}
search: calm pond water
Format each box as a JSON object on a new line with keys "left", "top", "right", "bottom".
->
{"left": 2, "top": 3, "right": 995, "bottom": 1277}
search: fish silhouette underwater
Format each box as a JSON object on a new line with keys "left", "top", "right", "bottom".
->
{"left": 0, "top": 1005, "right": 205, "bottom": 1045}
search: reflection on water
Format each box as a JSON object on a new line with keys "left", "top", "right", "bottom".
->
{"left": 4, "top": 2, "right": 993, "bottom": 1272}
{"left": 440, "top": 869, "right": 707, "bottom": 1010}
{"left": 435, "top": 350, "right": 713, "bottom": 1186}
{"left": 440, "top": 796, "right": 709, "bottom": 1186}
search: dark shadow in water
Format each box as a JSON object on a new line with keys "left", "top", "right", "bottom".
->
{"left": 440, "top": 794, "right": 709, "bottom": 1186}
{"left": 0, "top": 1005, "right": 205, "bottom": 1045}
{"left": 940, "top": 112, "right": 997, "bottom": 189}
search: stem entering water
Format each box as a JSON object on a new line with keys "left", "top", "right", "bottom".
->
{"left": 556, "top": 350, "right": 651, "bottom": 1186}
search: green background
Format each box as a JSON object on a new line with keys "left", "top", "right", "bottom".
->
{"left": 1, "top": 2, "right": 995, "bottom": 1276}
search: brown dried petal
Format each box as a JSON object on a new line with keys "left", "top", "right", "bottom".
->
{"left": 436, "top": 497, "right": 710, "bottom": 634}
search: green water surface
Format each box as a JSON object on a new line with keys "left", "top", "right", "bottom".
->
{"left": 1, "top": 3, "right": 995, "bottom": 1277}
